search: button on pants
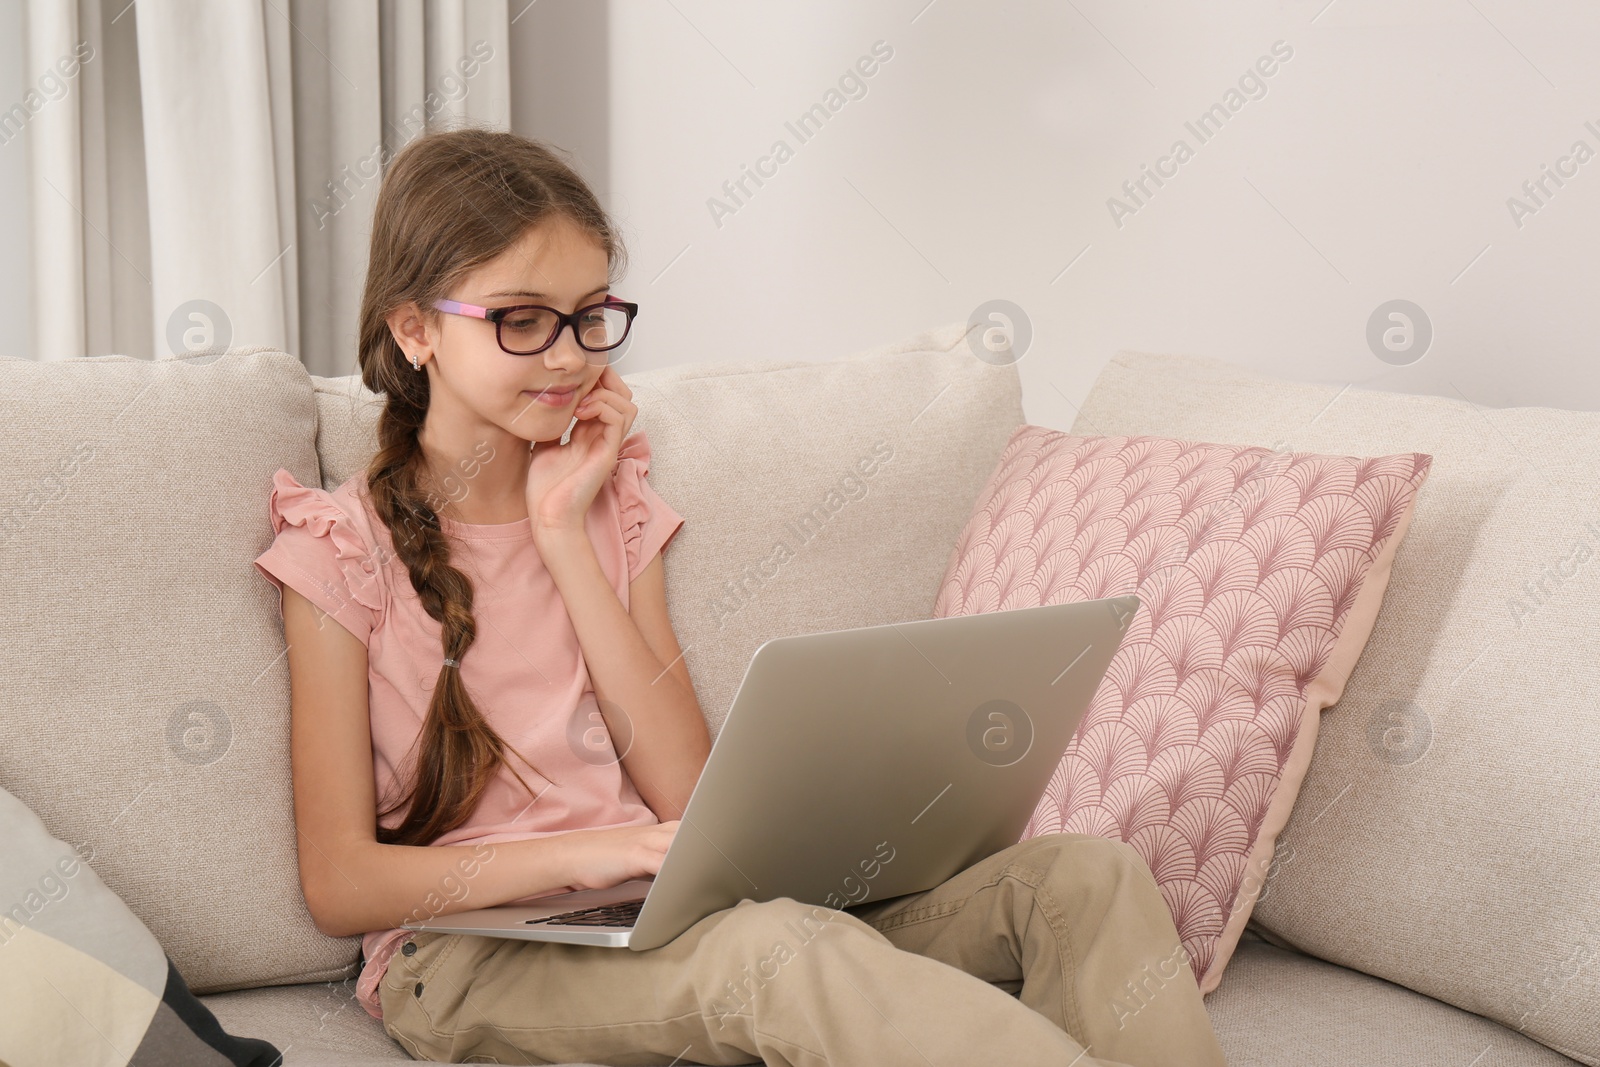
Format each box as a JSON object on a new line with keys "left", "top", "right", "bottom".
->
{"left": 378, "top": 831, "right": 1229, "bottom": 1066}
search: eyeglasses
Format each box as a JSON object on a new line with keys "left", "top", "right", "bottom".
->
{"left": 432, "top": 296, "right": 638, "bottom": 363}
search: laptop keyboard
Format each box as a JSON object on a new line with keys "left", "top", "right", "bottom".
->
{"left": 528, "top": 897, "right": 646, "bottom": 927}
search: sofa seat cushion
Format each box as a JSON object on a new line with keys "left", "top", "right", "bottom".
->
{"left": 201, "top": 980, "right": 412, "bottom": 1066}
{"left": 199, "top": 932, "right": 1576, "bottom": 1067}
{"left": 1208, "top": 933, "right": 1581, "bottom": 1066}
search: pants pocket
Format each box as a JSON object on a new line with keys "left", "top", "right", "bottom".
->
{"left": 379, "top": 932, "right": 464, "bottom": 1062}
{"left": 378, "top": 932, "right": 451, "bottom": 1030}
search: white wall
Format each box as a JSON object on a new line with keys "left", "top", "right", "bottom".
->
{"left": 600, "top": 0, "right": 1600, "bottom": 427}
{"left": 7, "top": 0, "right": 1596, "bottom": 420}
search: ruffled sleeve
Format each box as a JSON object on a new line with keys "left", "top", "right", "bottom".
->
{"left": 253, "top": 469, "right": 387, "bottom": 645}
{"left": 614, "top": 431, "right": 685, "bottom": 583}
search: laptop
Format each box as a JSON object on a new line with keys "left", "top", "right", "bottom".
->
{"left": 403, "top": 595, "right": 1139, "bottom": 951}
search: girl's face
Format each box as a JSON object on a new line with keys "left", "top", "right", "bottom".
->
{"left": 392, "top": 215, "right": 612, "bottom": 446}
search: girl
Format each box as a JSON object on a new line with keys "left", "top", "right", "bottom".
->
{"left": 254, "top": 125, "right": 1229, "bottom": 1067}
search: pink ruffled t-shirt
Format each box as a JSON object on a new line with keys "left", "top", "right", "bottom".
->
{"left": 252, "top": 431, "right": 684, "bottom": 1020}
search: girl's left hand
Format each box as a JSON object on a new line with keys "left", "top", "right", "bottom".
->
{"left": 526, "top": 363, "right": 637, "bottom": 534}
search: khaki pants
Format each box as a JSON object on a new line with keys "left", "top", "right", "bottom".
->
{"left": 378, "top": 831, "right": 1229, "bottom": 1066}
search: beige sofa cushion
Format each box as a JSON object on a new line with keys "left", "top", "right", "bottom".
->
{"left": 1074, "top": 350, "right": 1600, "bottom": 1066}
{"left": 312, "top": 319, "right": 1024, "bottom": 736}
{"left": 0, "top": 347, "right": 362, "bottom": 994}
{"left": 1204, "top": 934, "right": 1583, "bottom": 1066}
{"left": 308, "top": 372, "right": 384, "bottom": 493}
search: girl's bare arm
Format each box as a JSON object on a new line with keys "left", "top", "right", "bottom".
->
{"left": 281, "top": 584, "right": 590, "bottom": 939}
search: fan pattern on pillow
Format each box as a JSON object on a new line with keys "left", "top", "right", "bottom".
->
{"left": 933, "top": 428, "right": 1431, "bottom": 989}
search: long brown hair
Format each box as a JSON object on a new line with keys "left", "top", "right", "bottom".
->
{"left": 355, "top": 123, "right": 629, "bottom": 847}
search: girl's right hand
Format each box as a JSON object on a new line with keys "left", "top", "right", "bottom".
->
{"left": 562, "top": 819, "right": 680, "bottom": 891}
{"left": 526, "top": 363, "right": 637, "bottom": 535}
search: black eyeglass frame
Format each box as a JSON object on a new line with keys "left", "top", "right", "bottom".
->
{"left": 432, "top": 296, "right": 639, "bottom": 358}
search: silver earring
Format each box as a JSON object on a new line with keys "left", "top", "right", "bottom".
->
{"left": 410, "top": 353, "right": 420, "bottom": 370}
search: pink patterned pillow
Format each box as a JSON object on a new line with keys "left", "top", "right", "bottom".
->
{"left": 933, "top": 427, "right": 1432, "bottom": 993}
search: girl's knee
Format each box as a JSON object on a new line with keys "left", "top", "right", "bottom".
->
{"left": 1020, "top": 832, "right": 1162, "bottom": 895}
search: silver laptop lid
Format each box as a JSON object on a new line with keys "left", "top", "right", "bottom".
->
{"left": 627, "top": 595, "right": 1138, "bottom": 950}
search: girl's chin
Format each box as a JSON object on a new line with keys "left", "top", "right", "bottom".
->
{"left": 510, "top": 400, "right": 581, "bottom": 438}
{"left": 523, "top": 419, "right": 578, "bottom": 446}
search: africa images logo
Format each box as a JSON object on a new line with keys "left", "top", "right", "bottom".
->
{"left": 707, "top": 40, "right": 895, "bottom": 228}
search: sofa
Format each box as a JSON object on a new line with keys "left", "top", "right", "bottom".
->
{"left": 2, "top": 320, "right": 1593, "bottom": 1066}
